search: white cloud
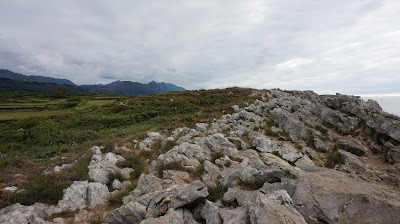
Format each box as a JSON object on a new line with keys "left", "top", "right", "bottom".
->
{"left": 0, "top": 0, "right": 399, "bottom": 95}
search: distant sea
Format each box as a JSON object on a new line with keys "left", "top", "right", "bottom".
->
{"left": 362, "top": 96, "right": 400, "bottom": 116}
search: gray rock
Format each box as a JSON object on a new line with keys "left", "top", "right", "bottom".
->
{"left": 314, "top": 138, "right": 330, "bottom": 152}
{"left": 294, "top": 155, "right": 315, "bottom": 167}
{"left": 291, "top": 167, "right": 400, "bottom": 223}
{"left": 387, "top": 147, "right": 400, "bottom": 164}
{"left": 111, "top": 179, "right": 122, "bottom": 190}
{"left": 88, "top": 168, "right": 110, "bottom": 184}
{"left": 87, "top": 182, "right": 110, "bottom": 208}
{"left": 109, "top": 180, "right": 208, "bottom": 223}
{"left": 339, "top": 150, "right": 367, "bottom": 172}
{"left": 0, "top": 203, "right": 55, "bottom": 224}
{"left": 201, "top": 160, "right": 221, "bottom": 188}
{"left": 219, "top": 207, "right": 248, "bottom": 224}
{"left": 57, "top": 181, "right": 109, "bottom": 211}
{"left": 53, "top": 160, "right": 77, "bottom": 173}
{"left": 270, "top": 108, "right": 307, "bottom": 139}
{"left": 195, "top": 123, "right": 208, "bottom": 132}
{"left": 57, "top": 181, "right": 89, "bottom": 211}
{"left": 201, "top": 200, "right": 222, "bottom": 224}
{"left": 140, "top": 208, "right": 199, "bottom": 224}
{"left": 3, "top": 186, "right": 18, "bottom": 192}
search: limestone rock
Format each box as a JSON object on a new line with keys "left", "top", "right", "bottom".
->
{"left": 0, "top": 203, "right": 55, "bottom": 224}
{"left": 87, "top": 182, "right": 110, "bottom": 208}
{"left": 387, "top": 147, "right": 400, "bottom": 164}
{"left": 219, "top": 207, "right": 248, "bottom": 224}
{"left": 291, "top": 167, "right": 400, "bottom": 223}
{"left": 201, "top": 200, "right": 222, "bottom": 224}
{"left": 140, "top": 208, "right": 199, "bottom": 224}
{"left": 57, "top": 181, "right": 89, "bottom": 211}
{"left": 108, "top": 180, "right": 208, "bottom": 223}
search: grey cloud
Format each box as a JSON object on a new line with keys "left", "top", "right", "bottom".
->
{"left": 0, "top": 0, "right": 399, "bottom": 94}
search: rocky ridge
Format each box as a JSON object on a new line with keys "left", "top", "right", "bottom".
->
{"left": 1, "top": 89, "right": 400, "bottom": 223}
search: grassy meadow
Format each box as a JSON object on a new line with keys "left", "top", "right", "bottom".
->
{"left": 0, "top": 88, "right": 258, "bottom": 208}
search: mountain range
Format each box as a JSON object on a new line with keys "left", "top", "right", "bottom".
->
{"left": 0, "top": 69, "right": 185, "bottom": 95}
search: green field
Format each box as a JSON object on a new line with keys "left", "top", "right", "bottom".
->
{"left": 0, "top": 88, "right": 259, "bottom": 208}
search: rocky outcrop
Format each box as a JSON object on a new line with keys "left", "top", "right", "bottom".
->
{"left": 108, "top": 180, "right": 208, "bottom": 223}
{"left": 2, "top": 89, "right": 400, "bottom": 224}
{"left": 57, "top": 181, "right": 109, "bottom": 211}
{"left": 291, "top": 167, "right": 400, "bottom": 223}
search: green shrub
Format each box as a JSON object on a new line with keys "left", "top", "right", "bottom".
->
{"left": 285, "top": 170, "right": 296, "bottom": 179}
{"left": 156, "top": 160, "right": 187, "bottom": 177}
{"left": 305, "top": 129, "right": 315, "bottom": 149}
{"left": 10, "top": 174, "right": 69, "bottom": 205}
{"left": 108, "top": 181, "right": 137, "bottom": 207}
{"left": 107, "top": 171, "right": 126, "bottom": 184}
{"left": 207, "top": 182, "right": 226, "bottom": 202}
{"left": 211, "top": 151, "right": 224, "bottom": 162}
{"left": 235, "top": 178, "right": 264, "bottom": 190}
{"left": 324, "top": 152, "right": 345, "bottom": 168}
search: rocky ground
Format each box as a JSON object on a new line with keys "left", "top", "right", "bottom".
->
{"left": 1, "top": 89, "right": 400, "bottom": 224}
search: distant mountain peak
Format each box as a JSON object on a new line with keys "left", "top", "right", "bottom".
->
{"left": 0, "top": 69, "right": 75, "bottom": 86}
{"left": 0, "top": 69, "right": 186, "bottom": 95}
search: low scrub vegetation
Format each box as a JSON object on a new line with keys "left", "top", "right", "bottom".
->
{"left": 9, "top": 174, "right": 69, "bottom": 205}
{"left": 235, "top": 178, "right": 264, "bottom": 190}
{"left": 108, "top": 181, "right": 138, "bottom": 207}
{"left": 0, "top": 88, "right": 257, "bottom": 208}
{"left": 324, "top": 151, "right": 345, "bottom": 169}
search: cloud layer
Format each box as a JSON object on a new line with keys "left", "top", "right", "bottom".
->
{"left": 0, "top": 0, "right": 399, "bottom": 94}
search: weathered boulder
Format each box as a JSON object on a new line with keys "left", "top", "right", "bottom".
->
{"left": 140, "top": 208, "right": 199, "bottom": 224}
{"left": 270, "top": 108, "right": 307, "bottom": 139}
{"left": 223, "top": 188, "right": 306, "bottom": 224}
{"left": 387, "top": 147, "right": 400, "bottom": 164}
{"left": 339, "top": 150, "right": 367, "bottom": 172}
{"left": 291, "top": 167, "right": 400, "bottom": 223}
{"left": 0, "top": 203, "right": 55, "bottom": 224}
{"left": 87, "top": 182, "right": 110, "bottom": 208}
{"left": 108, "top": 180, "right": 208, "bottom": 223}
{"left": 201, "top": 200, "right": 222, "bottom": 224}
{"left": 57, "top": 181, "right": 109, "bottom": 211}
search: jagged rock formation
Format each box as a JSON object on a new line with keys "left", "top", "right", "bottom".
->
{"left": 1, "top": 89, "right": 400, "bottom": 223}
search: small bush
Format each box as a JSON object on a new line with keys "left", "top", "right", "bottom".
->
{"left": 315, "top": 125, "right": 328, "bottom": 136}
{"left": 193, "top": 162, "right": 205, "bottom": 177}
{"left": 107, "top": 171, "right": 126, "bottom": 184}
{"left": 103, "top": 141, "right": 114, "bottom": 153}
{"left": 10, "top": 174, "right": 69, "bottom": 205}
{"left": 156, "top": 160, "right": 187, "bottom": 177}
{"left": 108, "top": 181, "right": 137, "bottom": 207}
{"left": 211, "top": 151, "right": 224, "bottom": 162}
{"left": 324, "top": 152, "right": 345, "bottom": 168}
{"left": 334, "top": 141, "right": 365, "bottom": 156}
{"left": 285, "top": 170, "right": 296, "bottom": 179}
{"left": 305, "top": 130, "right": 315, "bottom": 149}
{"left": 139, "top": 149, "right": 154, "bottom": 159}
{"left": 235, "top": 178, "right": 264, "bottom": 190}
{"left": 207, "top": 183, "right": 225, "bottom": 202}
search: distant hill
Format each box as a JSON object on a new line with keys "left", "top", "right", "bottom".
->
{"left": 0, "top": 69, "right": 186, "bottom": 95}
{"left": 0, "top": 69, "right": 75, "bottom": 85}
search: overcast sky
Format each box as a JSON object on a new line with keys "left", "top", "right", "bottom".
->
{"left": 0, "top": 0, "right": 399, "bottom": 94}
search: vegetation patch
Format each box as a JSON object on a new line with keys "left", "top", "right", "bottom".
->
{"left": 108, "top": 181, "right": 138, "bottom": 207}
{"left": 206, "top": 182, "right": 226, "bottom": 202}
{"left": 334, "top": 141, "right": 365, "bottom": 156}
{"left": 9, "top": 174, "right": 69, "bottom": 206}
{"left": 324, "top": 151, "right": 345, "bottom": 169}
{"left": 235, "top": 178, "right": 264, "bottom": 190}
{"left": 305, "top": 129, "right": 316, "bottom": 150}
{"left": 156, "top": 160, "right": 188, "bottom": 177}
{"left": 285, "top": 170, "right": 296, "bottom": 179}
{"left": 211, "top": 151, "right": 225, "bottom": 162}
